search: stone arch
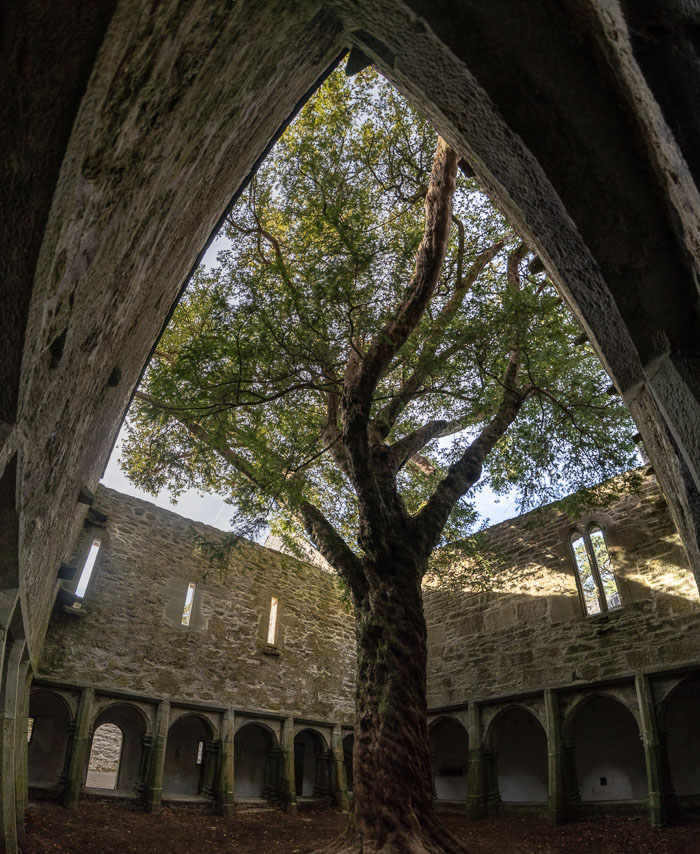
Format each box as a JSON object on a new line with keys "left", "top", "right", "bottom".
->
{"left": 294, "top": 727, "right": 330, "bottom": 798}
{"left": 661, "top": 678, "right": 700, "bottom": 800}
{"left": 163, "top": 713, "right": 215, "bottom": 798}
{"left": 568, "top": 694, "right": 646, "bottom": 801}
{"left": 428, "top": 716, "right": 469, "bottom": 802}
{"left": 27, "top": 689, "right": 72, "bottom": 788}
{"left": 168, "top": 708, "right": 219, "bottom": 740}
{"left": 87, "top": 702, "right": 149, "bottom": 794}
{"left": 486, "top": 705, "right": 548, "bottom": 803}
{"left": 86, "top": 722, "right": 123, "bottom": 790}
{"left": 342, "top": 733, "right": 354, "bottom": 793}
{"left": 234, "top": 722, "right": 278, "bottom": 799}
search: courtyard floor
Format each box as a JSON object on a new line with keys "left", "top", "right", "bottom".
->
{"left": 23, "top": 801, "right": 700, "bottom": 854}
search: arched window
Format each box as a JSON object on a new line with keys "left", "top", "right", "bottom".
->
{"left": 570, "top": 526, "right": 621, "bottom": 616}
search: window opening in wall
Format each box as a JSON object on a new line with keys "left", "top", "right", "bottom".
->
{"left": 571, "top": 526, "right": 621, "bottom": 615}
{"left": 181, "top": 582, "right": 196, "bottom": 626}
{"left": 75, "top": 539, "right": 101, "bottom": 599}
{"left": 267, "top": 596, "right": 279, "bottom": 645}
{"left": 86, "top": 723, "right": 122, "bottom": 789}
{"left": 196, "top": 740, "right": 204, "bottom": 765}
{"left": 27, "top": 717, "right": 34, "bottom": 744}
{"left": 571, "top": 534, "right": 601, "bottom": 615}
{"left": 589, "top": 526, "right": 620, "bottom": 609}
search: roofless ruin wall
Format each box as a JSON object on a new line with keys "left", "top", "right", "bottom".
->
{"left": 424, "top": 477, "right": 700, "bottom": 709}
{"left": 38, "top": 475, "right": 700, "bottom": 719}
{"left": 38, "top": 486, "right": 356, "bottom": 722}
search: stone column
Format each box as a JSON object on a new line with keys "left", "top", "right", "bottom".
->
{"left": 635, "top": 674, "right": 668, "bottom": 827}
{"left": 330, "top": 725, "right": 350, "bottom": 813}
{"left": 13, "top": 663, "right": 31, "bottom": 847}
{"left": 200, "top": 739, "right": 219, "bottom": 799}
{"left": 146, "top": 700, "right": 169, "bottom": 813}
{"left": 137, "top": 734, "right": 152, "bottom": 800}
{"left": 0, "top": 638, "right": 26, "bottom": 854}
{"left": 280, "top": 716, "right": 297, "bottom": 814}
{"left": 59, "top": 721, "right": 75, "bottom": 791}
{"left": 544, "top": 689, "right": 568, "bottom": 825}
{"left": 466, "top": 703, "right": 486, "bottom": 819}
{"left": 218, "top": 709, "right": 235, "bottom": 816}
{"left": 263, "top": 746, "right": 283, "bottom": 802}
{"left": 313, "top": 748, "right": 333, "bottom": 797}
{"left": 64, "top": 686, "right": 94, "bottom": 808}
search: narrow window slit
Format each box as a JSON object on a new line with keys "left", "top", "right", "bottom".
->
{"left": 75, "top": 539, "right": 101, "bottom": 599}
{"left": 267, "top": 596, "right": 279, "bottom": 645}
{"left": 571, "top": 526, "right": 621, "bottom": 615}
{"left": 181, "top": 582, "right": 196, "bottom": 626}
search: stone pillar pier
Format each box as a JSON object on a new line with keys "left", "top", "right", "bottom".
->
{"left": 218, "top": 709, "right": 235, "bottom": 816}
{"left": 0, "top": 637, "right": 27, "bottom": 854}
{"left": 280, "top": 717, "right": 297, "bottom": 814}
{"left": 635, "top": 674, "right": 668, "bottom": 827}
{"left": 59, "top": 721, "right": 75, "bottom": 791}
{"left": 137, "top": 734, "right": 152, "bottom": 800}
{"left": 64, "top": 687, "right": 94, "bottom": 808}
{"left": 330, "top": 725, "right": 350, "bottom": 812}
{"left": 263, "top": 746, "right": 283, "bottom": 802}
{"left": 313, "top": 749, "right": 332, "bottom": 797}
{"left": 200, "top": 739, "right": 219, "bottom": 799}
{"left": 146, "top": 700, "right": 169, "bottom": 812}
{"left": 466, "top": 702, "right": 486, "bottom": 819}
{"left": 13, "top": 665, "right": 31, "bottom": 848}
{"left": 544, "top": 689, "right": 568, "bottom": 825}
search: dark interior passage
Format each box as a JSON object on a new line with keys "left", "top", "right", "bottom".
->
{"left": 163, "top": 714, "right": 212, "bottom": 797}
{"left": 28, "top": 690, "right": 72, "bottom": 788}
{"left": 294, "top": 729, "right": 327, "bottom": 797}
{"left": 572, "top": 696, "right": 647, "bottom": 801}
{"left": 429, "top": 717, "right": 469, "bottom": 801}
{"left": 488, "top": 706, "right": 548, "bottom": 803}
{"left": 664, "top": 682, "right": 700, "bottom": 798}
{"left": 234, "top": 723, "right": 274, "bottom": 798}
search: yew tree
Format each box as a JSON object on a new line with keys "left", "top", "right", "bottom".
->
{"left": 123, "top": 69, "right": 637, "bottom": 853}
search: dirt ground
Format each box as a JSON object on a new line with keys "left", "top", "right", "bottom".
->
{"left": 23, "top": 800, "right": 700, "bottom": 854}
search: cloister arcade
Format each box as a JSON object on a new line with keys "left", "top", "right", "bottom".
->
{"left": 26, "top": 674, "right": 700, "bottom": 823}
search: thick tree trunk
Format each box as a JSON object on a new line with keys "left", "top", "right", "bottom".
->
{"left": 320, "top": 556, "right": 467, "bottom": 854}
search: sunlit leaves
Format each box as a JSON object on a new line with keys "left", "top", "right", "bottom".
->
{"left": 122, "top": 67, "right": 637, "bottom": 556}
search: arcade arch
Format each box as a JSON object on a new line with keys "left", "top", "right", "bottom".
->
{"left": 662, "top": 680, "right": 700, "bottom": 802}
{"left": 486, "top": 706, "right": 547, "bottom": 804}
{"left": 429, "top": 717, "right": 469, "bottom": 802}
{"left": 87, "top": 703, "right": 149, "bottom": 794}
{"left": 234, "top": 722, "right": 278, "bottom": 799}
{"left": 163, "top": 714, "right": 215, "bottom": 798}
{"left": 27, "top": 690, "right": 72, "bottom": 788}
{"left": 570, "top": 695, "right": 646, "bottom": 802}
{"left": 294, "top": 728, "right": 329, "bottom": 798}
{"left": 86, "top": 724, "right": 122, "bottom": 790}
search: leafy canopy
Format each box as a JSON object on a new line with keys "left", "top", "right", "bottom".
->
{"left": 122, "top": 68, "right": 638, "bottom": 561}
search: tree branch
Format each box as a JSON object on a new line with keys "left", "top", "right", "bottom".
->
{"left": 389, "top": 413, "right": 479, "bottom": 474}
{"left": 340, "top": 138, "right": 459, "bottom": 529}
{"left": 298, "top": 500, "right": 365, "bottom": 592}
{"left": 415, "top": 383, "right": 531, "bottom": 551}
{"left": 372, "top": 236, "right": 508, "bottom": 437}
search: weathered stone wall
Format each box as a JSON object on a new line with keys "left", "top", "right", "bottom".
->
{"left": 38, "top": 486, "right": 356, "bottom": 722}
{"left": 425, "top": 476, "right": 700, "bottom": 708}
{"left": 38, "top": 474, "right": 700, "bottom": 723}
